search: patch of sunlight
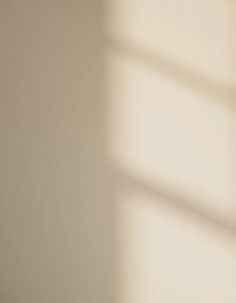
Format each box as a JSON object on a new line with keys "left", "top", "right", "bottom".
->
{"left": 106, "top": 47, "right": 236, "bottom": 221}
{"left": 106, "top": 0, "right": 235, "bottom": 86}
{"left": 117, "top": 190, "right": 236, "bottom": 303}
{"left": 105, "top": 1, "right": 236, "bottom": 302}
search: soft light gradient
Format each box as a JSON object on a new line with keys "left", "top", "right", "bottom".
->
{"left": 106, "top": 0, "right": 236, "bottom": 302}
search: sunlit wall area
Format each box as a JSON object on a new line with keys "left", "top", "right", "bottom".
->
{"left": 118, "top": 190, "right": 236, "bottom": 303}
{"left": 105, "top": 0, "right": 236, "bottom": 302}
{"left": 106, "top": 0, "right": 235, "bottom": 85}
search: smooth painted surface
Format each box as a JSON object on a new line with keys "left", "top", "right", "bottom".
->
{"left": 0, "top": 1, "right": 116, "bottom": 303}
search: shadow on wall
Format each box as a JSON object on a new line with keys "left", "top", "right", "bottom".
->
{"left": 115, "top": 168, "right": 236, "bottom": 239}
{"left": 107, "top": 35, "right": 236, "bottom": 112}
{"left": 106, "top": 33, "right": 236, "bottom": 239}
{"left": 0, "top": 1, "right": 236, "bottom": 303}
{"left": 0, "top": 1, "right": 117, "bottom": 303}
{"left": 105, "top": 0, "right": 236, "bottom": 302}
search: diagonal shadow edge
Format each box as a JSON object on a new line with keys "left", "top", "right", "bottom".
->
{"left": 115, "top": 168, "right": 236, "bottom": 239}
{"left": 107, "top": 35, "right": 236, "bottom": 111}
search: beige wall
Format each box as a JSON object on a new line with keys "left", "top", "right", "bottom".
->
{"left": 106, "top": 0, "right": 236, "bottom": 303}
{"left": 1, "top": 1, "right": 236, "bottom": 303}
{"left": 0, "top": 1, "right": 116, "bottom": 303}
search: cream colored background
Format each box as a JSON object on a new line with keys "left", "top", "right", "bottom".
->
{"left": 106, "top": 0, "right": 236, "bottom": 303}
{"left": 1, "top": 0, "right": 236, "bottom": 302}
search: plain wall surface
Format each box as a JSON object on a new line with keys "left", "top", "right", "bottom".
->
{"left": 1, "top": 1, "right": 236, "bottom": 303}
{"left": 0, "top": 1, "right": 116, "bottom": 303}
{"left": 106, "top": 0, "right": 236, "bottom": 303}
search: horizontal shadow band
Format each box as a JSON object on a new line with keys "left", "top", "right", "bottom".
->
{"left": 115, "top": 168, "right": 236, "bottom": 239}
{"left": 107, "top": 35, "right": 236, "bottom": 112}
